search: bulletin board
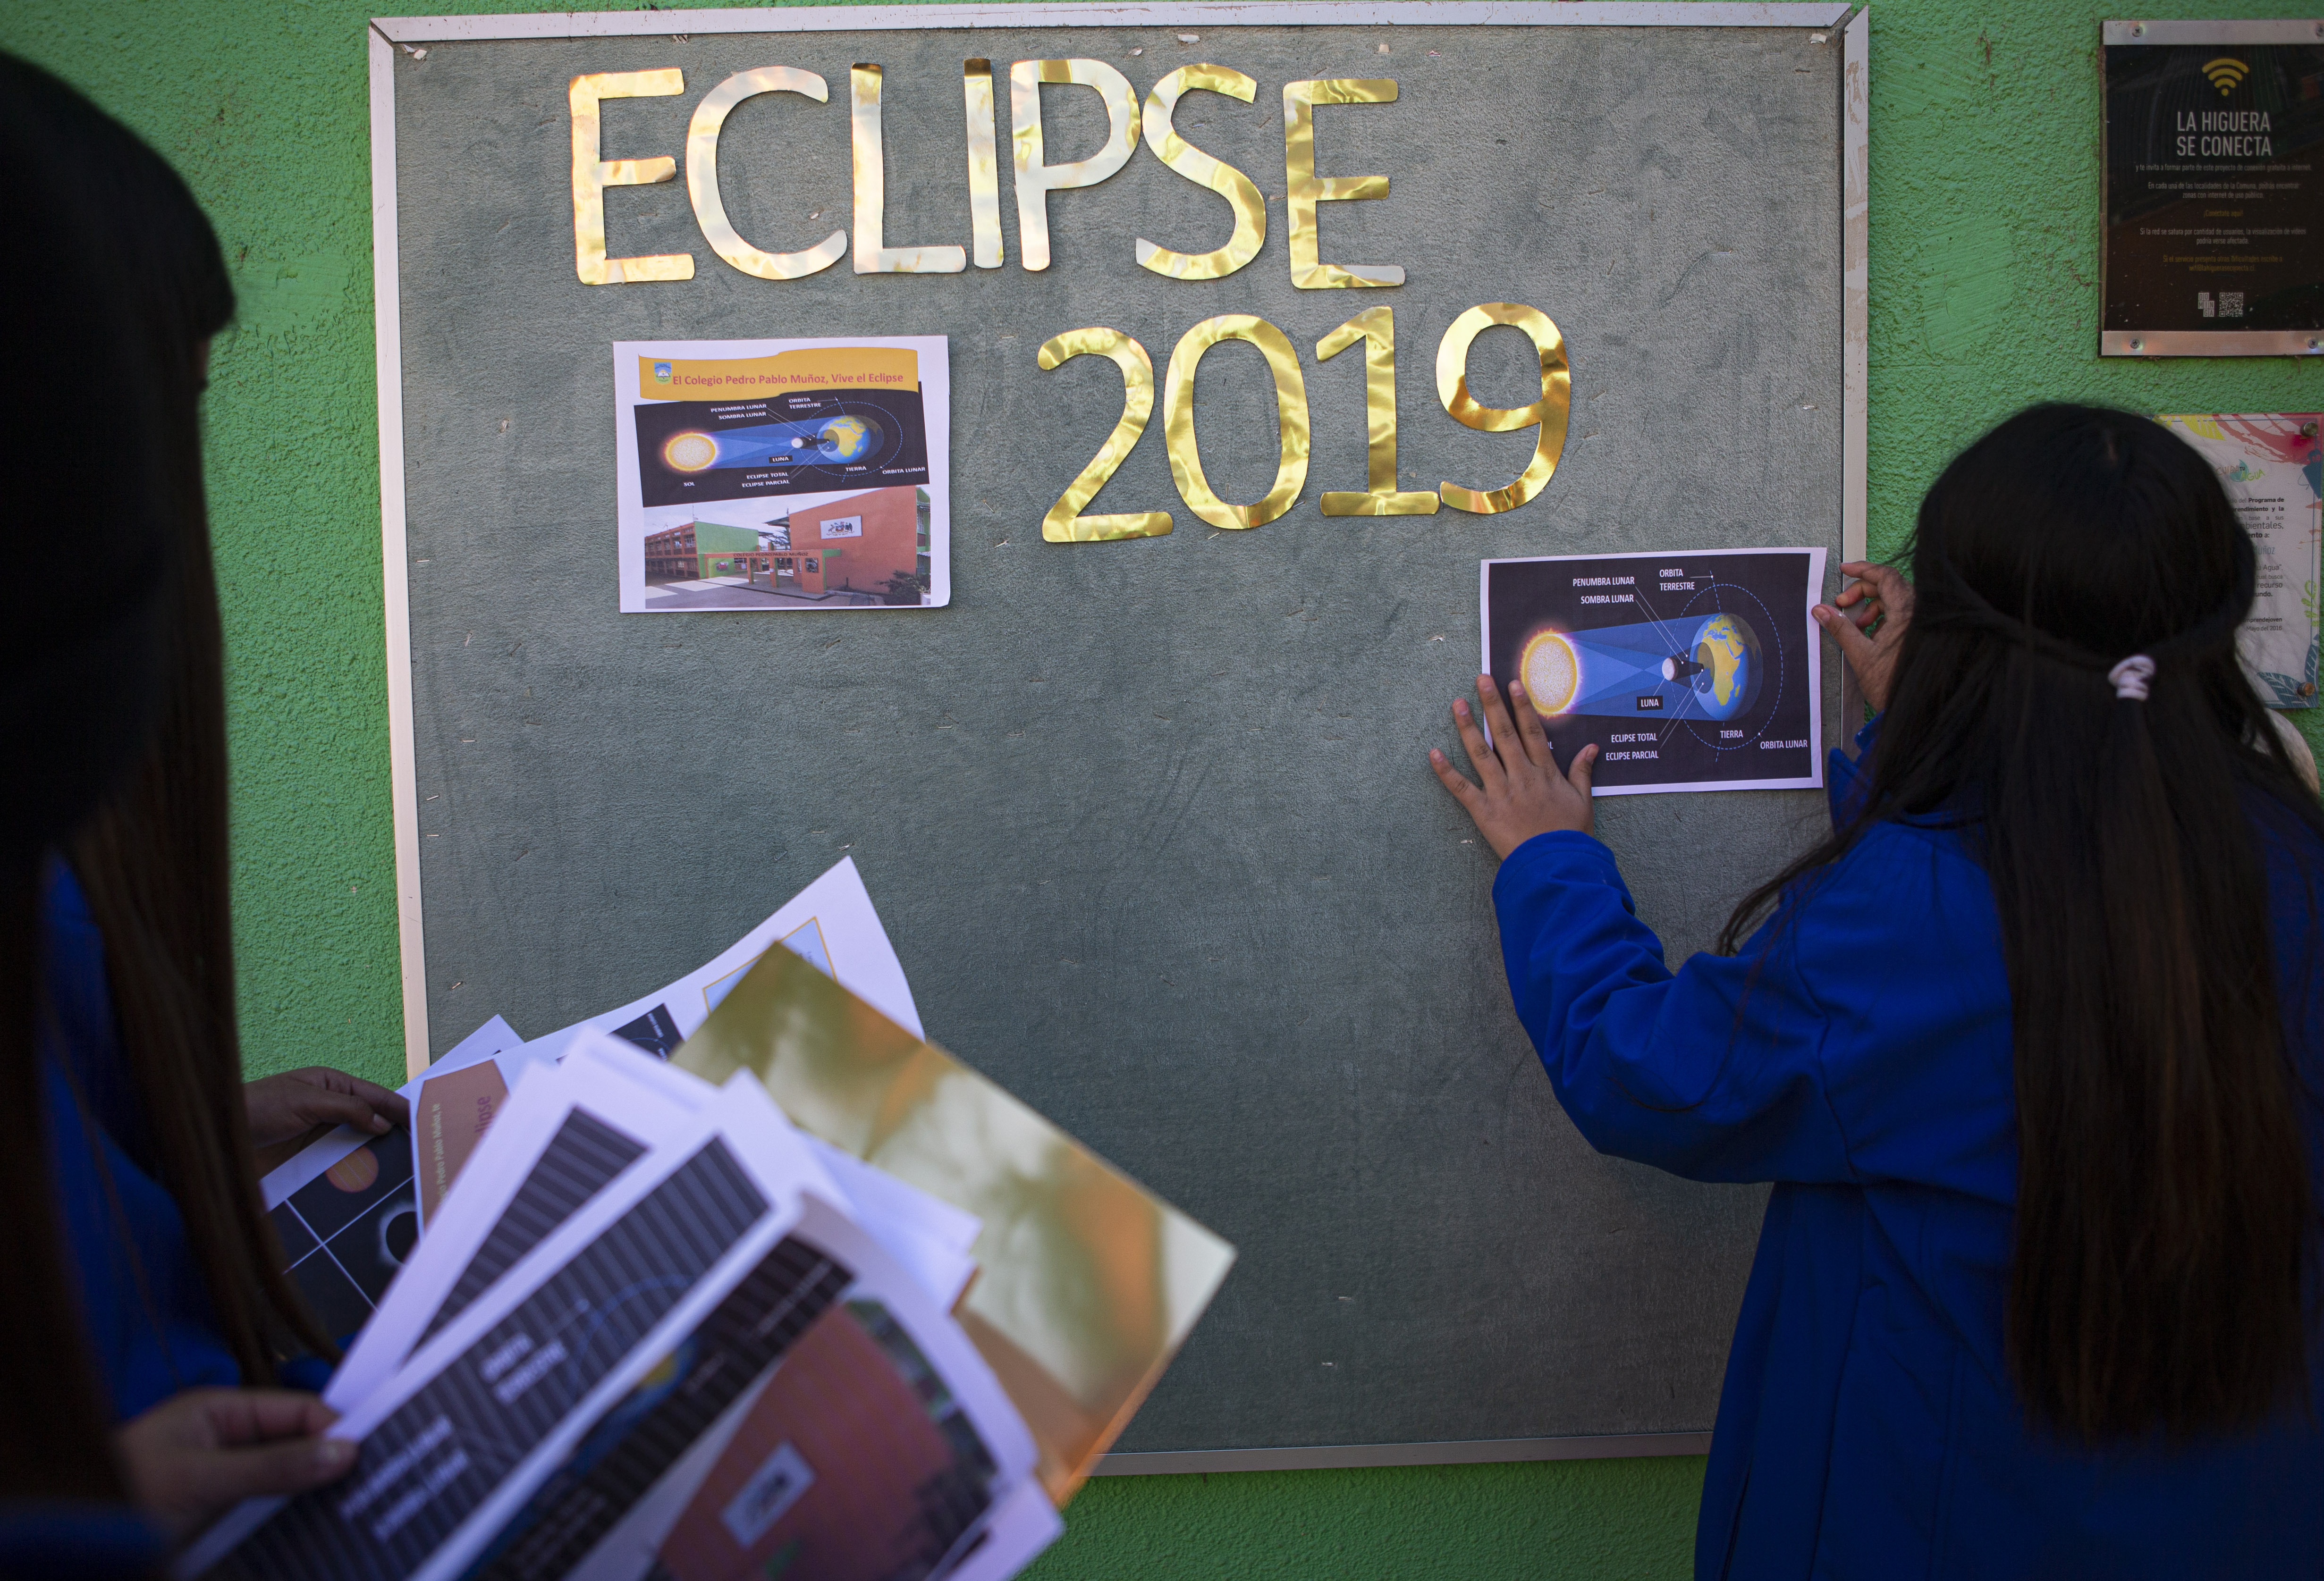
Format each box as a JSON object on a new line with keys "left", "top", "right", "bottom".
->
{"left": 369, "top": 0, "right": 1868, "bottom": 1471}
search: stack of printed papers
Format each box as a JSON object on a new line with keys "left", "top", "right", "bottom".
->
{"left": 196, "top": 1033, "right": 1056, "bottom": 1580}
{"left": 231, "top": 857, "right": 1233, "bottom": 1579}
{"left": 256, "top": 860, "right": 921, "bottom": 1343}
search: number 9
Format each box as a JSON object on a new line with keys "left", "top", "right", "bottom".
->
{"left": 1435, "top": 304, "right": 1571, "bottom": 514}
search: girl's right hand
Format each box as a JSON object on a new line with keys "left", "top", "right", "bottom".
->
{"left": 1813, "top": 560, "right": 1913, "bottom": 713}
{"left": 114, "top": 1388, "right": 355, "bottom": 1540}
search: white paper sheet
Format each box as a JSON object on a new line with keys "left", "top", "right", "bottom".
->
{"left": 521, "top": 856, "right": 923, "bottom": 1067}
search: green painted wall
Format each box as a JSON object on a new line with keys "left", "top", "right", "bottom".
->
{"left": 6, "top": 1, "right": 2317, "bottom": 1573}
{"left": 693, "top": 521, "right": 767, "bottom": 554}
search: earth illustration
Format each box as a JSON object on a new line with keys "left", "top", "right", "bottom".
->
{"left": 1685, "top": 612, "right": 1764, "bottom": 719}
{"left": 816, "top": 414, "right": 875, "bottom": 462}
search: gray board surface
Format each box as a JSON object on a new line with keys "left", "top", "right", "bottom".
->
{"left": 388, "top": 17, "right": 1844, "bottom": 1455}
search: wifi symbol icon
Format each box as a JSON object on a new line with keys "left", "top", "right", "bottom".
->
{"left": 2204, "top": 57, "right": 2250, "bottom": 95}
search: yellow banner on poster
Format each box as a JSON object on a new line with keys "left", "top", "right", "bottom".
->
{"left": 638, "top": 346, "right": 919, "bottom": 398}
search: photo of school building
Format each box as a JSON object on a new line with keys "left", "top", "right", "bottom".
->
{"left": 643, "top": 486, "right": 930, "bottom": 604}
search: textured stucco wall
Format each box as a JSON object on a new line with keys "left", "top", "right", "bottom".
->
{"left": 8, "top": 0, "right": 2321, "bottom": 1573}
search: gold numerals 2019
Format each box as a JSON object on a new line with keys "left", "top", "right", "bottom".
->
{"left": 1035, "top": 305, "right": 1570, "bottom": 543}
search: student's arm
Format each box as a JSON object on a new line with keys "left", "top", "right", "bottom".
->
{"left": 1432, "top": 674, "right": 1851, "bottom": 1183}
{"left": 1490, "top": 831, "right": 1851, "bottom": 1183}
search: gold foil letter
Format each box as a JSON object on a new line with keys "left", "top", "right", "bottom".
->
{"left": 1138, "top": 66, "right": 1267, "bottom": 281}
{"left": 685, "top": 67, "right": 846, "bottom": 281}
{"left": 1315, "top": 307, "right": 1438, "bottom": 515}
{"left": 1162, "top": 315, "right": 1311, "bottom": 530}
{"left": 1282, "top": 79, "right": 1403, "bottom": 290}
{"left": 964, "top": 59, "right": 1005, "bottom": 268}
{"left": 1435, "top": 303, "right": 1572, "bottom": 513}
{"left": 571, "top": 69, "right": 693, "bottom": 285}
{"left": 1009, "top": 60, "right": 1141, "bottom": 272}
{"left": 1035, "top": 328, "right": 1173, "bottom": 542}
{"left": 852, "top": 65, "right": 967, "bottom": 274}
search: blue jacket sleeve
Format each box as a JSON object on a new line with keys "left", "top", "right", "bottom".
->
{"left": 1491, "top": 830, "right": 1857, "bottom": 1184}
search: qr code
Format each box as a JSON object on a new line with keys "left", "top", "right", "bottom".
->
{"left": 2222, "top": 292, "right": 2246, "bottom": 318}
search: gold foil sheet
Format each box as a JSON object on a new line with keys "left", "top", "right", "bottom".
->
{"left": 570, "top": 70, "right": 694, "bottom": 285}
{"left": 1036, "top": 328, "right": 1174, "bottom": 542}
{"left": 676, "top": 942, "right": 1236, "bottom": 1503}
{"left": 685, "top": 67, "right": 847, "bottom": 281}
{"left": 1136, "top": 65, "right": 1267, "bottom": 281}
{"left": 852, "top": 64, "right": 968, "bottom": 274}
{"left": 1010, "top": 59, "right": 1142, "bottom": 272}
{"left": 1162, "top": 314, "right": 1311, "bottom": 530}
{"left": 1282, "top": 79, "right": 1403, "bottom": 290}
{"left": 1435, "top": 303, "right": 1573, "bottom": 513}
{"left": 1314, "top": 306, "right": 1439, "bottom": 515}
{"left": 963, "top": 59, "right": 1005, "bottom": 269}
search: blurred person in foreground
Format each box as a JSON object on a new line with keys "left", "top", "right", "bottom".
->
{"left": 1, "top": 53, "right": 407, "bottom": 1575}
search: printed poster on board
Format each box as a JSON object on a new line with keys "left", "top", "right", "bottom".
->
{"left": 2155, "top": 412, "right": 2323, "bottom": 707}
{"left": 2102, "top": 27, "right": 2324, "bottom": 354}
{"left": 614, "top": 337, "right": 950, "bottom": 611}
{"left": 1480, "top": 548, "right": 1827, "bottom": 796}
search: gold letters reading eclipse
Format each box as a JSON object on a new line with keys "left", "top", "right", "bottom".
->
{"left": 576, "top": 62, "right": 1573, "bottom": 523}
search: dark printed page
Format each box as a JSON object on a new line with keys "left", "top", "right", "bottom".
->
{"left": 188, "top": 1135, "right": 776, "bottom": 1581}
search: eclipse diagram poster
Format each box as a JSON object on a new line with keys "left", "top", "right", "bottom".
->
{"left": 614, "top": 336, "right": 950, "bottom": 612}
{"left": 1481, "top": 548, "right": 1826, "bottom": 796}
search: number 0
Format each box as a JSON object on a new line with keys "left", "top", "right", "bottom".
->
{"left": 1162, "top": 314, "right": 1310, "bottom": 530}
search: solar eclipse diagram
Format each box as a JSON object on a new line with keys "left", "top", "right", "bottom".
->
{"left": 614, "top": 336, "right": 951, "bottom": 612}
{"left": 1481, "top": 548, "right": 1827, "bottom": 796}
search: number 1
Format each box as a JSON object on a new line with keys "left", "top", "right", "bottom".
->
{"left": 1314, "top": 306, "right": 1439, "bottom": 516}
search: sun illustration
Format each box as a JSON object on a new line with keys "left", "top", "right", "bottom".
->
{"left": 1518, "top": 629, "right": 1580, "bottom": 714}
{"left": 663, "top": 431, "right": 718, "bottom": 472}
{"left": 324, "top": 1147, "right": 380, "bottom": 1194}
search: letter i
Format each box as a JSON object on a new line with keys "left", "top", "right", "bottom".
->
{"left": 965, "top": 59, "right": 1004, "bottom": 268}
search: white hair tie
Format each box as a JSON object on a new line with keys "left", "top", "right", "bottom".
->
{"left": 2108, "top": 654, "right": 2156, "bottom": 701}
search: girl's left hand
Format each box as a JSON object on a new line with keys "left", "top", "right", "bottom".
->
{"left": 1429, "top": 673, "right": 1599, "bottom": 858}
{"left": 115, "top": 1388, "right": 355, "bottom": 1541}
{"left": 246, "top": 1068, "right": 410, "bottom": 1171}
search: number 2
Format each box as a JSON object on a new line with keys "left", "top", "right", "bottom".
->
{"left": 1034, "top": 328, "right": 1174, "bottom": 541}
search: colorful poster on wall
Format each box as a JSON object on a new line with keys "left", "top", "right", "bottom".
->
{"left": 1480, "top": 548, "right": 1827, "bottom": 796}
{"left": 2102, "top": 22, "right": 2324, "bottom": 356}
{"left": 2155, "top": 412, "right": 2323, "bottom": 706}
{"left": 614, "top": 337, "right": 950, "bottom": 611}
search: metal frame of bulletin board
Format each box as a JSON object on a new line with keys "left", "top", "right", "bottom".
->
{"left": 366, "top": 1, "right": 1869, "bottom": 1473}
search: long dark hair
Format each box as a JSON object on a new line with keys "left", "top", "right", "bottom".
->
{"left": 1, "top": 52, "right": 332, "bottom": 1503}
{"left": 1725, "top": 404, "right": 2320, "bottom": 1442}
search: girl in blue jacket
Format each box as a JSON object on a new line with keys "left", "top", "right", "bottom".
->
{"left": 1430, "top": 404, "right": 2324, "bottom": 1579}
